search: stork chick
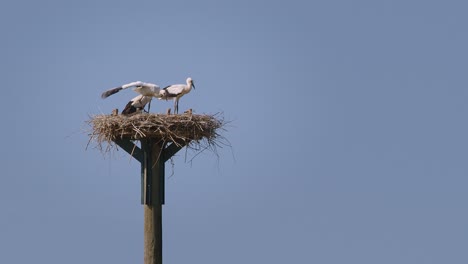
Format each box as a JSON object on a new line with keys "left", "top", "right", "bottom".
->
{"left": 121, "top": 94, "right": 152, "bottom": 115}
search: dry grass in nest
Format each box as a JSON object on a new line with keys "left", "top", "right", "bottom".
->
{"left": 86, "top": 112, "right": 229, "bottom": 157}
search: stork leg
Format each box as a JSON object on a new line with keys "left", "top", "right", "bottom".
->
{"left": 174, "top": 99, "right": 178, "bottom": 114}
{"left": 147, "top": 99, "right": 152, "bottom": 113}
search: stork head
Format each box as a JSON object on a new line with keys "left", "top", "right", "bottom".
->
{"left": 158, "top": 89, "right": 168, "bottom": 99}
{"left": 187, "top": 77, "right": 195, "bottom": 89}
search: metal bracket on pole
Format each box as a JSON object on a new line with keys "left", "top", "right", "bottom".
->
{"left": 114, "top": 138, "right": 143, "bottom": 163}
{"left": 163, "top": 141, "right": 186, "bottom": 162}
{"left": 140, "top": 139, "right": 153, "bottom": 205}
{"left": 113, "top": 138, "right": 190, "bottom": 205}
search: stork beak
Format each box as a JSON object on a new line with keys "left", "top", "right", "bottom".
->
{"left": 192, "top": 82, "right": 196, "bottom": 89}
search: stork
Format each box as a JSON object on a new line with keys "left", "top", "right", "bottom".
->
{"left": 101, "top": 81, "right": 163, "bottom": 112}
{"left": 160, "top": 77, "right": 195, "bottom": 114}
{"left": 121, "top": 94, "right": 153, "bottom": 115}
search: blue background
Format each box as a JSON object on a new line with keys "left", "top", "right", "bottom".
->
{"left": 1, "top": 0, "right": 467, "bottom": 263}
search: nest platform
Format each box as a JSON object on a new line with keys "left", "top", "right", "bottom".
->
{"left": 87, "top": 113, "right": 225, "bottom": 151}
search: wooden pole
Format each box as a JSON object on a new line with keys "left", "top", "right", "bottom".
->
{"left": 143, "top": 140, "right": 163, "bottom": 264}
{"left": 114, "top": 138, "right": 188, "bottom": 264}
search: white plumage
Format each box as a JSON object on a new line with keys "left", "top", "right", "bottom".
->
{"left": 101, "top": 81, "right": 162, "bottom": 98}
{"left": 101, "top": 81, "right": 164, "bottom": 113}
{"left": 160, "top": 77, "right": 195, "bottom": 114}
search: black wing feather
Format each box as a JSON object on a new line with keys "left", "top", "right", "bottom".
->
{"left": 162, "top": 86, "right": 179, "bottom": 98}
{"left": 121, "top": 101, "right": 137, "bottom": 115}
{"left": 101, "top": 87, "right": 123, "bottom": 99}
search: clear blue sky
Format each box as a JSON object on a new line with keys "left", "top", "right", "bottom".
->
{"left": 1, "top": 0, "right": 467, "bottom": 263}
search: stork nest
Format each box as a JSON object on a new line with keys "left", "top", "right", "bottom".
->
{"left": 86, "top": 112, "right": 228, "bottom": 155}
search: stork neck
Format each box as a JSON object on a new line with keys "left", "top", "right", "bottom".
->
{"left": 187, "top": 82, "right": 193, "bottom": 92}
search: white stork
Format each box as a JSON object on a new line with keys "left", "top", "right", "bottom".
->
{"left": 121, "top": 94, "right": 153, "bottom": 115}
{"left": 101, "top": 81, "right": 161, "bottom": 98}
{"left": 160, "top": 77, "right": 195, "bottom": 114}
{"left": 101, "top": 81, "right": 163, "bottom": 112}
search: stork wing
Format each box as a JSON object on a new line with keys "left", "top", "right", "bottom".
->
{"left": 132, "top": 95, "right": 152, "bottom": 108}
{"left": 162, "top": 85, "right": 183, "bottom": 97}
{"left": 101, "top": 87, "right": 123, "bottom": 99}
{"left": 121, "top": 101, "right": 137, "bottom": 115}
{"left": 122, "top": 95, "right": 152, "bottom": 115}
{"left": 101, "top": 81, "right": 146, "bottom": 99}
{"left": 122, "top": 81, "right": 144, "bottom": 89}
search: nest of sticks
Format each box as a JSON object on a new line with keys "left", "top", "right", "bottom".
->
{"left": 87, "top": 112, "right": 228, "bottom": 155}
